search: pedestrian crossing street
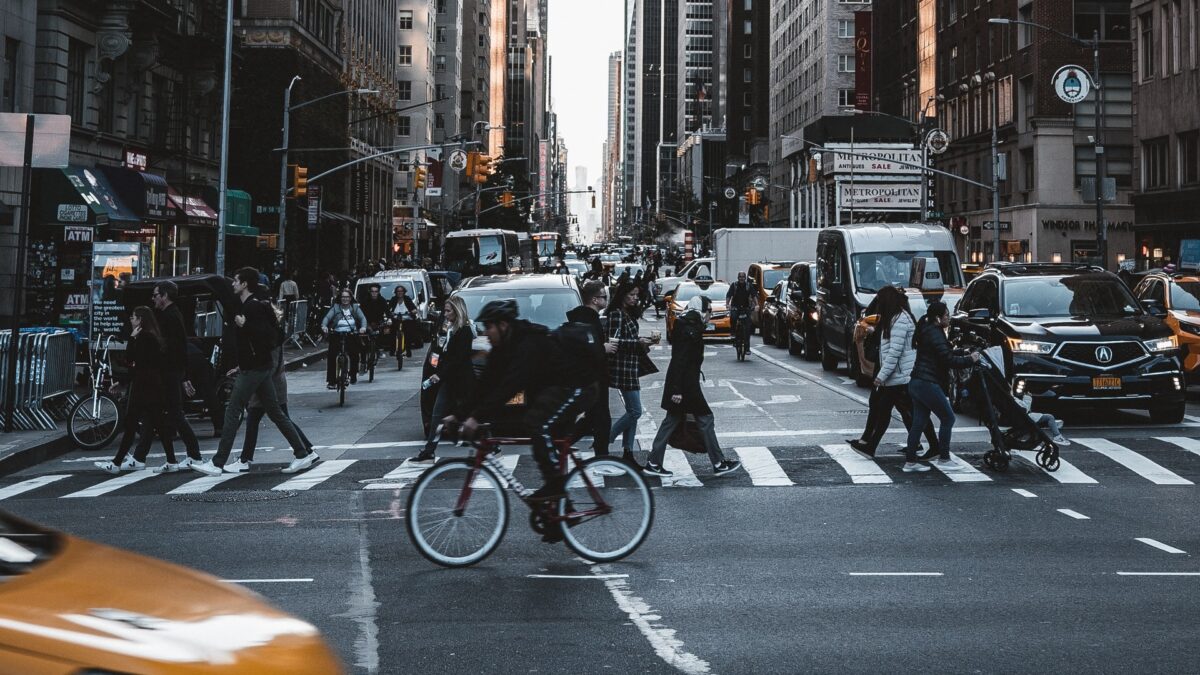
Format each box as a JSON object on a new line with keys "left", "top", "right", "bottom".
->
{"left": 5, "top": 436, "right": 1200, "bottom": 502}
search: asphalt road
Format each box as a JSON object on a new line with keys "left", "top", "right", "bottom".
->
{"left": 4, "top": 312, "right": 1200, "bottom": 673}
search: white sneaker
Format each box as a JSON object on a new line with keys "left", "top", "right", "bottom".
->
{"left": 94, "top": 460, "right": 120, "bottom": 475}
{"left": 118, "top": 457, "right": 145, "bottom": 471}
{"left": 152, "top": 462, "right": 180, "bottom": 473}
{"left": 176, "top": 457, "right": 195, "bottom": 469}
{"left": 934, "top": 457, "right": 957, "bottom": 468}
{"left": 223, "top": 459, "right": 252, "bottom": 473}
{"left": 282, "top": 454, "right": 315, "bottom": 474}
{"left": 902, "top": 462, "right": 931, "bottom": 473}
{"left": 190, "top": 460, "right": 223, "bottom": 476}
{"left": 1052, "top": 435, "right": 1071, "bottom": 447}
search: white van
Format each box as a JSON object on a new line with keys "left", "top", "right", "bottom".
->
{"left": 355, "top": 269, "right": 434, "bottom": 321}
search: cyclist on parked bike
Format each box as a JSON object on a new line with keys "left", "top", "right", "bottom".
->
{"left": 725, "top": 271, "right": 757, "bottom": 347}
{"left": 321, "top": 289, "right": 367, "bottom": 388}
{"left": 443, "top": 299, "right": 598, "bottom": 503}
{"left": 389, "top": 285, "right": 419, "bottom": 358}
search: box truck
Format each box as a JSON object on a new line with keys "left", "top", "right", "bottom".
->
{"left": 711, "top": 228, "right": 822, "bottom": 282}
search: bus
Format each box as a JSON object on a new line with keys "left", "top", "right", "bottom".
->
{"left": 443, "top": 229, "right": 523, "bottom": 278}
{"left": 532, "top": 231, "right": 564, "bottom": 270}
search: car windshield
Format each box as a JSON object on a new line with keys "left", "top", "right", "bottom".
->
{"left": 1003, "top": 275, "right": 1142, "bottom": 318}
{"left": 851, "top": 251, "right": 963, "bottom": 293}
{"left": 675, "top": 282, "right": 730, "bottom": 302}
{"left": 359, "top": 280, "right": 415, "bottom": 303}
{"left": 1170, "top": 281, "right": 1200, "bottom": 312}
{"left": 457, "top": 288, "right": 581, "bottom": 329}
{"left": 763, "top": 270, "right": 789, "bottom": 289}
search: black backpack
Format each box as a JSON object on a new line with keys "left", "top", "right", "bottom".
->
{"left": 550, "top": 320, "right": 602, "bottom": 387}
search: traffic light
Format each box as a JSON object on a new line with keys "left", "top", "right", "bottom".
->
{"left": 591, "top": 192, "right": 596, "bottom": 209}
{"left": 414, "top": 166, "right": 427, "bottom": 190}
{"left": 289, "top": 164, "right": 308, "bottom": 198}
{"left": 744, "top": 187, "right": 757, "bottom": 205}
{"left": 465, "top": 151, "right": 478, "bottom": 175}
{"left": 473, "top": 154, "right": 492, "bottom": 184}
{"left": 500, "top": 191, "right": 514, "bottom": 208}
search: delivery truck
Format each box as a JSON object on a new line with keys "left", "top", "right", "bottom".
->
{"left": 712, "top": 228, "right": 822, "bottom": 282}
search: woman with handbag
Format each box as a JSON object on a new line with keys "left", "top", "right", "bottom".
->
{"left": 643, "top": 296, "right": 742, "bottom": 478}
{"left": 605, "top": 280, "right": 658, "bottom": 465}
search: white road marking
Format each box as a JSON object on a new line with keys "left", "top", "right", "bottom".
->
{"left": 819, "top": 444, "right": 891, "bottom": 484}
{"left": 931, "top": 453, "right": 991, "bottom": 482}
{"left": 527, "top": 574, "right": 629, "bottom": 580}
{"left": 474, "top": 454, "right": 519, "bottom": 489}
{"left": 361, "top": 461, "right": 428, "bottom": 490}
{"left": 723, "top": 381, "right": 786, "bottom": 430}
{"left": 342, "top": 524, "right": 381, "bottom": 674}
{"left": 221, "top": 578, "right": 315, "bottom": 583}
{"left": 1011, "top": 488, "right": 1037, "bottom": 498}
{"left": 62, "top": 470, "right": 158, "bottom": 498}
{"left": 1184, "top": 415, "right": 1200, "bottom": 423}
{"left": 1116, "top": 572, "right": 1200, "bottom": 576}
{"left": 847, "top": 572, "right": 944, "bottom": 577}
{"left": 1074, "top": 438, "right": 1194, "bottom": 485}
{"left": 1012, "top": 450, "right": 1099, "bottom": 484}
{"left": 0, "top": 475, "right": 68, "bottom": 500}
{"left": 660, "top": 449, "right": 703, "bottom": 487}
{"left": 1057, "top": 509, "right": 1090, "bottom": 520}
{"left": 734, "top": 447, "right": 794, "bottom": 486}
{"left": 313, "top": 440, "right": 425, "bottom": 450}
{"left": 1136, "top": 538, "right": 1187, "bottom": 554}
{"left": 273, "top": 459, "right": 356, "bottom": 491}
{"left": 1156, "top": 436, "right": 1200, "bottom": 459}
{"left": 589, "top": 562, "right": 712, "bottom": 675}
{"left": 752, "top": 348, "right": 871, "bottom": 406}
{"left": 168, "top": 473, "right": 244, "bottom": 494}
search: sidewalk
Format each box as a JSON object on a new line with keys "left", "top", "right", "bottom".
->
{"left": 0, "top": 343, "right": 327, "bottom": 478}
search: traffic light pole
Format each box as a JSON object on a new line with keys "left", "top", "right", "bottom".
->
{"left": 278, "top": 76, "right": 300, "bottom": 269}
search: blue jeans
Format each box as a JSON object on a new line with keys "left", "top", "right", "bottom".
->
{"left": 906, "top": 378, "right": 955, "bottom": 462}
{"left": 608, "top": 388, "right": 642, "bottom": 452}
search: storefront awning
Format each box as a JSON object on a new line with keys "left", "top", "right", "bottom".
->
{"left": 98, "top": 165, "right": 178, "bottom": 222}
{"left": 167, "top": 187, "right": 218, "bottom": 228}
{"left": 226, "top": 189, "right": 252, "bottom": 228}
{"left": 35, "top": 166, "right": 142, "bottom": 228}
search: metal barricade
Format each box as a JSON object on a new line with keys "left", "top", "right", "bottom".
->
{"left": 284, "top": 299, "right": 315, "bottom": 348}
{"left": 0, "top": 329, "right": 79, "bottom": 431}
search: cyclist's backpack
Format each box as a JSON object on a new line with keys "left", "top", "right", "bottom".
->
{"left": 550, "top": 320, "right": 602, "bottom": 387}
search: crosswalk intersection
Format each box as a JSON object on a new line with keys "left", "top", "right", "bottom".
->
{"left": 3, "top": 436, "right": 1200, "bottom": 501}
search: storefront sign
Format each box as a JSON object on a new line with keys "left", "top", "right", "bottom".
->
{"left": 854, "top": 12, "right": 872, "bottom": 111}
{"left": 838, "top": 183, "right": 921, "bottom": 211}
{"left": 63, "top": 291, "right": 88, "bottom": 310}
{"left": 63, "top": 225, "right": 92, "bottom": 243}
{"left": 56, "top": 203, "right": 89, "bottom": 222}
{"left": 307, "top": 185, "right": 322, "bottom": 229}
{"left": 1041, "top": 219, "right": 1133, "bottom": 232}
{"left": 123, "top": 150, "right": 148, "bottom": 171}
{"left": 826, "top": 148, "right": 921, "bottom": 176}
{"left": 144, "top": 182, "right": 170, "bottom": 219}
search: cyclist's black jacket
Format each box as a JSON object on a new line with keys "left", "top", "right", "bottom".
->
{"left": 360, "top": 296, "right": 389, "bottom": 325}
{"left": 465, "top": 319, "right": 568, "bottom": 420}
{"left": 726, "top": 280, "right": 756, "bottom": 309}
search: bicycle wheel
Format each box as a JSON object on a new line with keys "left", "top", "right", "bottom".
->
{"left": 337, "top": 354, "right": 348, "bottom": 406}
{"left": 396, "top": 333, "right": 405, "bottom": 370}
{"left": 367, "top": 346, "right": 377, "bottom": 382}
{"left": 67, "top": 394, "right": 121, "bottom": 450}
{"left": 407, "top": 459, "right": 509, "bottom": 567}
{"left": 560, "top": 457, "right": 654, "bottom": 563}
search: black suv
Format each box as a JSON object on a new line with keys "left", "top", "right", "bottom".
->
{"left": 951, "top": 263, "right": 1185, "bottom": 423}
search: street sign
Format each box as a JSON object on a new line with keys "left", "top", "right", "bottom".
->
{"left": 925, "top": 129, "right": 950, "bottom": 155}
{"left": 425, "top": 187, "right": 443, "bottom": 197}
{"left": 959, "top": 224, "right": 969, "bottom": 235}
{"left": 1052, "top": 65, "right": 1092, "bottom": 104}
{"left": 56, "top": 204, "right": 89, "bottom": 222}
{"left": 448, "top": 149, "right": 468, "bottom": 172}
{"left": 982, "top": 221, "right": 1012, "bottom": 231}
{"left": 723, "top": 186, "right": 737, "bottom": 200}
{"left": 306, "top": 185, "right": 321, "bottom": 229}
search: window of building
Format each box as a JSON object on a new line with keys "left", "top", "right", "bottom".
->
{"left": 436, "top": 55, "right": 446, "bottom": 72}
{"left": 743, "top": 115, "right": 751, "bottom": 130}
{"left": 66, "top": 40, "right": 87, "bottom": 124}
{"left": 438, "top": 0, "right": 447, "bottom": 13}
{"left": 1138, "top": 12, "right": 1155, "bottom": 81}
{"left": 744, "top": 91, "right": 751, "bottom": 106}
{"left": 398, "top": 115, "right": 411, "bottom": 137}
{"left": 1143, "top": 137, "right": 1170, "bottom": 189}
{"left": 744, "top": 20, "right": 752, "bottom": 34}
{"left": 1021, "top": 148, "right": 1035, "bottom": 191}
{"left": 743, "top": 44, "right": 751, "bottom": 58}
{"left": 96, "top": 78, "right": 114, "bottom": 133}
{"left": 744, "top": 0, "right": 752, "bottom": 8}
{"left": 399, "top": 10, "right": 413, "bottom": 30}
{"left": 2, "top": 39, "right": 17, "bottom": 113}
{"left": 398, "top": 80, "right": 412, "bottom": 101}
{"left": 838, "top": 20, "right": 853, "bottom": 38}
{"left": 837, "top": 54, "right": 855, "bottom": 72}
{"left": 151, "top": 74, "right": 169, "bottom": 146}
{"left": 1180, "top": 131, "right": 1199, "bottom": 185}
{"left": 399, "top": 45, "right": 413, "bottom": 66}
{"left": 436, "top": 27, "right": 446, "bottom": 44}
{"left": 1171, "top": 0, "right": 1182, "bottom": 74}
{"left": 838, "top": 89, "right": 854, "bottom": 107}
{"left": 744, "top": 67, "right": 752, "bottom": 82}
{"left": 127, "top": 76, "right": 141, "bottom": 138}
{"left": 1075, "top": 1, "right": 1131, "bottom": 41}
{"left": 435, "top": 113, "right": 445, "bottom": 129}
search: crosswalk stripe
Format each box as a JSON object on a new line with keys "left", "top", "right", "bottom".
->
{"left": 1012, "top": 451, "right": 1099, "bottom": 484}
{"left": 567, "top": 451, "right": 603, "bottom": 488}
{"left": 474, "top": 454, "right": 518, "bottom": 489}
{"left": 931, "top": 453, "right": 992, "bottom": 482}
{"left": 168, "top": 473, "right": 244, "bottom": 495}
{"left": 0, "top": 475, "right": 68, "bottom": 500}
{"left": 660, "top": 449, "right": 703, "bottom": 487}
{"left": 362, "top": 460, "right": 428, "bottom": 490}
{"left": 734, "top": 447, "right": 793, "bottom": 486}
{"left": 1074, "top": 438, "right": 1194, "bottom": 485}
{"left": 273, "top": 459, "right": 356, "bottom": 491}
{"left": 819, "top": 444, "right": 891, "bottom": 484}
{"left": 63, "top": 470, "right": 159, "bottom": 498}
{"left": 1156, "top": 437, "right": 1200, "bottom": 459}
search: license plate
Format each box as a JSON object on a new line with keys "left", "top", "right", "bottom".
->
{"left": 1092, "top": 376, "right": 1122, "bottom": 390}
{"left": 706, "top": 323, "right": 715, "bottom": 330}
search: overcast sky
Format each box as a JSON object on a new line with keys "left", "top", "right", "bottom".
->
{"left": 547, "top": 0, "right": 623, "bottom": 239}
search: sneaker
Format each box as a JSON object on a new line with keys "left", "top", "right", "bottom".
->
{"left": 712, "top": 459, "right": 743, "bottom": 477}
{"left": 282, "top": 454, "right": 315, "bottom": 474}
{"left": 902, "top": 462, "right": 931, "bottom": 473}
{"left": 177, "top": 457, "right": 195, "bottom": 469}
{"left": 223, "top": 459, "right": 252, "bottom": 473}
{"left": 935, "top": 457, "right": 956, "bottom": 468}
{"left": 847, "top": 439, "right": 875, "bottom": 457}
{"left": 1052, "top": 434, "right": 1071, "bottom": 447}
{"left": 190, "top": 460, "right": 223, "bottom": 476}
{"left": 327, "top": 383, "right": 337, "bottom": 390}
{"left": 152, "top": 462, "right": 181, "bottom": 474}
{"left": 409, "top": 451, "right": 437, "bottom": 465}
{"left": 642, "top": 461, "right": 673, "bottom": 477}
{"left": 118, "top": 457, "right": 146, "bottom": 472}
{"left": 94, "top": 460, "right": 120, "bottom": 475}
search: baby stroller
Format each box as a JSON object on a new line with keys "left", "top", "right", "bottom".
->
{"left": 963, "top": 348, "right": 1061, "bottom": 473}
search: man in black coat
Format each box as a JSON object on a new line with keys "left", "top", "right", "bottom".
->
{"left": 135, "top": 281, "right": 204, "bottom": 470}
{"left": 567, "top": 281, "right": 618, "bottom": 462}
{"left": 643, "top": 296, "right": 742, "bottom": 478}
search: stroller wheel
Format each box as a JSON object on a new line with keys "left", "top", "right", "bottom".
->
{"left": 1043, "top": 454, "right": 1060, "bottom": 472}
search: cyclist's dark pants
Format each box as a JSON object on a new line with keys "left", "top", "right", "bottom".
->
{"left": 522, "top": 384, "right": 598, "bottom": 482}
{"left": 327, "top": 333, "right": 359, "bottom": 384}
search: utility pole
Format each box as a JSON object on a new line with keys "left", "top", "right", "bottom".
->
{"left": 215, "top": 0, "right": 233, "bottom": 275}
{"left": 278, "top": 76, "right": 301, "bottom": 268}
{"left": 990, "top": 73, "right": 1001, "bottom": 263}
{"left": 1092, "top": 29, "right": 1108, "bottom": 267}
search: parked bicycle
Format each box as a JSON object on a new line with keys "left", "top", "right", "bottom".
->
{"left": 67, "top": 335, "right": 123, "bottom": 450}
{"left": 406, "top": 424, "right": 655, "bottom": 568}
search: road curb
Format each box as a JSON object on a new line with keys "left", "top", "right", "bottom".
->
{"left": 284, "top": 348, "right": 327, "bottom": 372}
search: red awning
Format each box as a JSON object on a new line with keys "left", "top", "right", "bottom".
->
{"left": 167, "top": 187, "right": 218, "bottom": 227}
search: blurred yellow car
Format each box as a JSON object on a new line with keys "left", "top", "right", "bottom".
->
{"left": 1132, "top": 271, "right": 1200, "bottom": 377}
{"left": 665, "top": 279, "right": 731, "bottom": 341}
{"left": 0, "top": 511, "right": 342, "bottom": 674}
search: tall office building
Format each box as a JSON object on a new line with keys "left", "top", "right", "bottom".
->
{"left": 677, "top": 0, "right": 716, "bottom": 141}
{"left": 626, "top": 0, "right": 679, "bottom": 224}
{"left": 726, "top": 0, "right": 770, "bottom": 224}
{"left": 433, "top": 0, "right": 463, "bottom": 144}
{"left": 396, "top": 0, "right": 438, "bottom": 203}
{"left": 603, "top": 51, "right": 623, "bottom": 241}
{"left": 621, "top": 0, "right": 639, "bottom": 233}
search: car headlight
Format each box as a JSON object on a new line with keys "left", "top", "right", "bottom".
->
{"left": 1178, "top": 321, "right": 1200, "bottom": 337}
{"left": 1007, "top": 338, "right": 1055, "bottom": 355}
{"left": 1143, "top": 336, "right": 1178, "bottom": 353}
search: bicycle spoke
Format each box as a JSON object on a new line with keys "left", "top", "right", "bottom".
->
{"left": 407, "top": 461, "right": 507, "bottom": 567}
{"left": 561, "top": 459, "right": 653, "bottom": 562}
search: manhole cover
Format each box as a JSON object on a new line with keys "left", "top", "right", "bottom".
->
{"left": 170, "top": 490, "right": 297, "bottom": 503}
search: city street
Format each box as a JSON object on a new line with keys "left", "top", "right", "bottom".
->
{"left": 2, "top": 312, "right": 1200, "bottom": 673}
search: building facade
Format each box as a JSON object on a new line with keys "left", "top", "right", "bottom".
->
{"left": 726, "top": 0, "right": 770, "bottom": 226}
{"left": 603, "top": 50, "right": 622, "bottom": 242}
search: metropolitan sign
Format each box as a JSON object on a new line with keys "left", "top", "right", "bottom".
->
{"left": 838, "top": 183, "right": 921, "bottom": 212}
{"left": 826, "top": 147, "right": 921, "bottom": 176}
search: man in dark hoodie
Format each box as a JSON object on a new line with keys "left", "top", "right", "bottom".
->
{"left": 568, "top": 281, "right": 618, "bottom": 460}
{"left": 135, "top": 280, "right": 204, "bottom": 470}
{"left": 446, "top": 299, "right": 597, "bottom": 501}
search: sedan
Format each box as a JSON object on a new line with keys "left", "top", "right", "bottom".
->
{"left": 665, "top": 280, "right": 731, "bottom": 341}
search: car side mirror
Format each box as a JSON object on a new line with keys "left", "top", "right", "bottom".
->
{"left": 968, "top": 308, "right": 993, "bottom": 322}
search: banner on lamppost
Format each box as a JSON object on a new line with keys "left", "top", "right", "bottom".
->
{"left": 854, "top": 12, "right": 873, "bottom": 111}
{"left": 538, "top": 140, "right": 550, "bottom": 212}
{"left": 306, "top": 185, "right": 321, "bottom": 229}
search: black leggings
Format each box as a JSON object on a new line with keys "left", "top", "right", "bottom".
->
{"left": 862, "top": 383, "right": 938, "bottom": 451}
{"left": 113, "top": 380, "right": 177, "bottom": 464}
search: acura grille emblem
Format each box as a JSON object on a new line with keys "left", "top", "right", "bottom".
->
{"left": 1095, "top": 346, "right": 1113, "bottom": 363}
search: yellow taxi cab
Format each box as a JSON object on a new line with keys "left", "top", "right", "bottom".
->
{"left": 1131, "top": 271, "right": 1200, "bottom": 376}
{"left": 665, "top": 278, "right": 731, "bottom": 341}
{"left": 748, "top": 261, "right": 795, "bottom": 331}
{"left": 0, "top": 511, "right": 342, "bottom": 674}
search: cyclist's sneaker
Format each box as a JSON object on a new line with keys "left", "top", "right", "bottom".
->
{"left": 902, "top": 462, "right": 931, "bottom": 473}
{"left": 94, "top": 460, "right": 120, "bottom": 475}
{"left": 1052, "top": 434, "right": 1071, "bottom": 446}
{"left": 712, "top": 459, "right": 742, "bottom": 477}
{"left": 409, "top": 451, "right": 436, "bottom": 465}
{"left": 118, "top": 457, "right": 146, "bottom": 472}
{"left": 642, "top": 461, "right": 672, "bottom": 477}
{"left": 152, "top": 462, "right": 181, "bottom": 474}
{"left": 223, "top": 459, "right": 252, "bottom": 473}
{"left": 527, "top": 478, "right": 567, "bottom": 502}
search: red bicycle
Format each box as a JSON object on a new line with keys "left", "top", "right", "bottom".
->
{"left": 406, "top": 425, "right": 655, "bottom": 567}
